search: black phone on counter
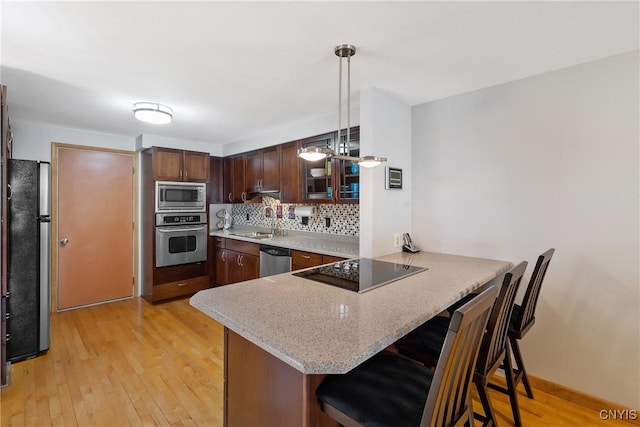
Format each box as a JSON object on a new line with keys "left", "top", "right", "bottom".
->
{"left": 402, "top": 233, "right": 420, "bottom": 253}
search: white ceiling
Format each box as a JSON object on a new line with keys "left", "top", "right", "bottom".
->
{"left": 1, "top": 1, "right": 638, "bottom": 146}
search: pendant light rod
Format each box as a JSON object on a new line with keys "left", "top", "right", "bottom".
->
{"left": 335, "top": 44, "right": 356, "bottom": 155}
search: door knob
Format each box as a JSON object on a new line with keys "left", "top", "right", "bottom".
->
{"left": 60, "top": 238, "right": 69, "bottom": 246}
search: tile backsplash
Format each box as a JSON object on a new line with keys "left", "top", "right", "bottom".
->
{"left": 212, "top": 202, "right": 359, "bottom": 236}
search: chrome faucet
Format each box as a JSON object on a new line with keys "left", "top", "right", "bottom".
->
{"left": 263, "top": 196, "right": 279, "bottom": 236}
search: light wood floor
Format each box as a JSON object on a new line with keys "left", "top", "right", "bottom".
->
{"left": 1, "top": 297, "right": 636, "bottom": 426}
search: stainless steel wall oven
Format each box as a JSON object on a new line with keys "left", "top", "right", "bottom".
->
{"left": 155, "top": 212, "right": 207, "bottom": 268}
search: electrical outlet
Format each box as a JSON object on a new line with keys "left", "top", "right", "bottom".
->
{"left": 325, "top": 217, "right": 331, "bottom": 228}
{"left": 246, "top": 213, "right": 250, "bottom": 221}
{"left": 394, "top": 233, "right": 403, "bottom": 248}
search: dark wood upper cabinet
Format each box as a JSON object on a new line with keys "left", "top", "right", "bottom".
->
{"left": 220, "top": 127, "right": 357, "bottom": 205}
{"left": 280, "top": 141, "right": 301, "bottom": 203}
{"left": 183, "top": 150, "right": 210, "bottom": 182}
{"left": 244, "top": 146, "right": 281, "bottom": 194}
{"left": 152, "top": 147, "right": 182, "bottom": 180}
{"left": 261, "top": 146, "right": 281, "bottom": 192}
{"left": 299, "top": 132, "right": 335, "bottom": 203}
{"left": 245, "top": 150, "right": 262, "bottom": 193}
{"left": 151, "top": 147, "right": 210, "bottom": 182}
{"left": 223, "top": 157, "right": 232, "bottom": 203}
{"left": 209, "top": 156, "right": 224, "bottom": 204}
{"left": 229, "top": 155, "right": 246, "bottom": 203}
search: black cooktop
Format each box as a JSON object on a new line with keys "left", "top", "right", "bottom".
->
{"left": 293, "top": 258, "right": 427, "bottom": 293}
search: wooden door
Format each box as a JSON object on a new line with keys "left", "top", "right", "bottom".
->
{"left": 55, "top": 145, "right": 135, "bottom": 310}
{"left": 183, "top": 150, "right": 210, "bottom": 182}
{"left": 152, "top": 147, "right": 183, "bottom": 181}
{"left": 280, "top": 141, "right": 300, "bottom": 203}
{"left": 261, "top": 146, "right": 281, "bottom": 191}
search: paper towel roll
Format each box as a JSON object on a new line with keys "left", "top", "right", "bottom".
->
{"left": 295, "top": 206, "right": 317, "bottom": 217}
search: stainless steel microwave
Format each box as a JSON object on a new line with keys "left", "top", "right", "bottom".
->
{"left": 155, "top": 181, "right": 206, "bottom": 212}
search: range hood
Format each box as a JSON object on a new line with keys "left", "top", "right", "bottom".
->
{"left": 245, "top": 190, "right": 280, "bottom": 201}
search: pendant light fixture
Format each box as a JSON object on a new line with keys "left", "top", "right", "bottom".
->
{"left": 298, "top": 44, "right": 387, "bottom": 168}
{"left": 133, "top": 102, "right": 173, "bottom": 125}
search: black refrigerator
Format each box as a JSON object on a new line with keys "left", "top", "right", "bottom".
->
{"left": 6, "top": 159, "right": 50, "bottom": 362}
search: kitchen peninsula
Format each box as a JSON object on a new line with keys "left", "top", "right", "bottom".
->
{"left": 191, "top": 250, "right": 511, "bottom": 426}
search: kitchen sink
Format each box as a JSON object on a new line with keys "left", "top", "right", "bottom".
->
{"left": 230, "top": 231, "right": 275, "bottom": 240}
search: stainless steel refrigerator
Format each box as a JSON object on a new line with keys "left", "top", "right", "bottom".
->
{"left": 7, "top": 159, "right": 50, "bottom": 362}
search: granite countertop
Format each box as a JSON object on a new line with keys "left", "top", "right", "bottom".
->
{"left": 190, "top": 251, "right": 512, "bottom": 375}
{"left": 209, "top": 226, "right": 359, "bottom": 258}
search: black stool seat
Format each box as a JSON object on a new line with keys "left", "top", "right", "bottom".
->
{"left": 316, "top": 351, "right": 433, "bottom": 427}
{"left": 394, "top": 315, "right": 450, "bottom": 365}
{"left": 316, "top": 287, "right": 498, "bottom": 427}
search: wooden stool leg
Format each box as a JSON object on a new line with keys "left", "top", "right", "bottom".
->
{"left": 504, "top": 345, "right": 523, "bottom": 427}
{"left": 475, "top": 381, "right": 498, "bottom": 427}
{"left": 510, "top": 336, "right": 534, "bottom": 399}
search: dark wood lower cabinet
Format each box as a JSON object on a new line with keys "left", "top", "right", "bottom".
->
{"left": 215, "top": 239, "right": 259, "bottom": 286}
{"left": 225, "top": 329, "right": 339, "bottom": 427}
{"left": 143, "top": 262, "right": 209, "bottom": 303}
{"left": 226, "top": 250, "right": 259, "bottom": 284}
{"left": 292, "top": 250, "right": 346, "bottom": 271}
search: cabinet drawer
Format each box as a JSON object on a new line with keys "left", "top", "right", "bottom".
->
{"left": 226, "top": 239, "right": 260, "bottom": 256}
{"left": 213, "top": 236, "right": 226, "bottom": 248}
{"left": 152, "top": 275, "right": 209, "bottom": 302}
{"left": 323, "top": 255, "right": 347, "bottom": 264}
{"left": 291, "top": 250, "right": 323, "bottom": 268}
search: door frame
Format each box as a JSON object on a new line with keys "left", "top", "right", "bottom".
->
{"left": 51, "top": 143, "right": 139, "bottom": 311}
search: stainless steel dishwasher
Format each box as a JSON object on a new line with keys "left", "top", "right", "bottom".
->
{"left": 259, "top": 245, "right": 291, "bottom": 277}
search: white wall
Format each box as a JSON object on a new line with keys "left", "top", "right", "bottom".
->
{"left": 411, "top": 51, "right": 639, "bottom": 408}
{"left": 10, "top": 119, "right": 135, "bottom": 161}
{"left": 359, "top": 88, "right": 412, "bottom": 257}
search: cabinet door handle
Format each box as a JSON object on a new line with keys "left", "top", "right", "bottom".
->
{"left": 241, "top": 192, "right": 246, "bottom": 202}
{"left": 180, "top": 170, "right": 183, "bottom": 178}
{"left": 301, "top": 255, "right": 311, "bottom": 259}
{"left": 222, "top": 251, "right": 227, "bottom": 262}
{"left": 177, "top": 283, "right": 187, "bottom": 287}
{"left": 228, "top": 193, "right": 233, "bottom": 202}
{"left": 259, "top": 179, "right": 263, "bottom": 190}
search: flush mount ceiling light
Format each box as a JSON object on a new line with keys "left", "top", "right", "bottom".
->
{"left": 132, "top": 102, "right": 173, "bottom": 125}
{"left": 298, "top": 44, "right": 387, "bottom": 167}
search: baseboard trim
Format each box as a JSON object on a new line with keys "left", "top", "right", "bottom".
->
{"left": 529, "top": 375, "right": 640, "bottom": 426}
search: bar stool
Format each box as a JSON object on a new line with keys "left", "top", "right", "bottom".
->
{"left": 316, "top": 286, "right": 498, "bottom": 427}
{"left": 396, "top": 262, "right": 528, "bottom": 427}
{"left": 491, "top": 248, "right": 555, "bottom": 400}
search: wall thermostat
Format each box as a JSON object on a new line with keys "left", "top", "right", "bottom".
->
{"left": 385, "top": 167, "right": 403, "bottom": 190}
